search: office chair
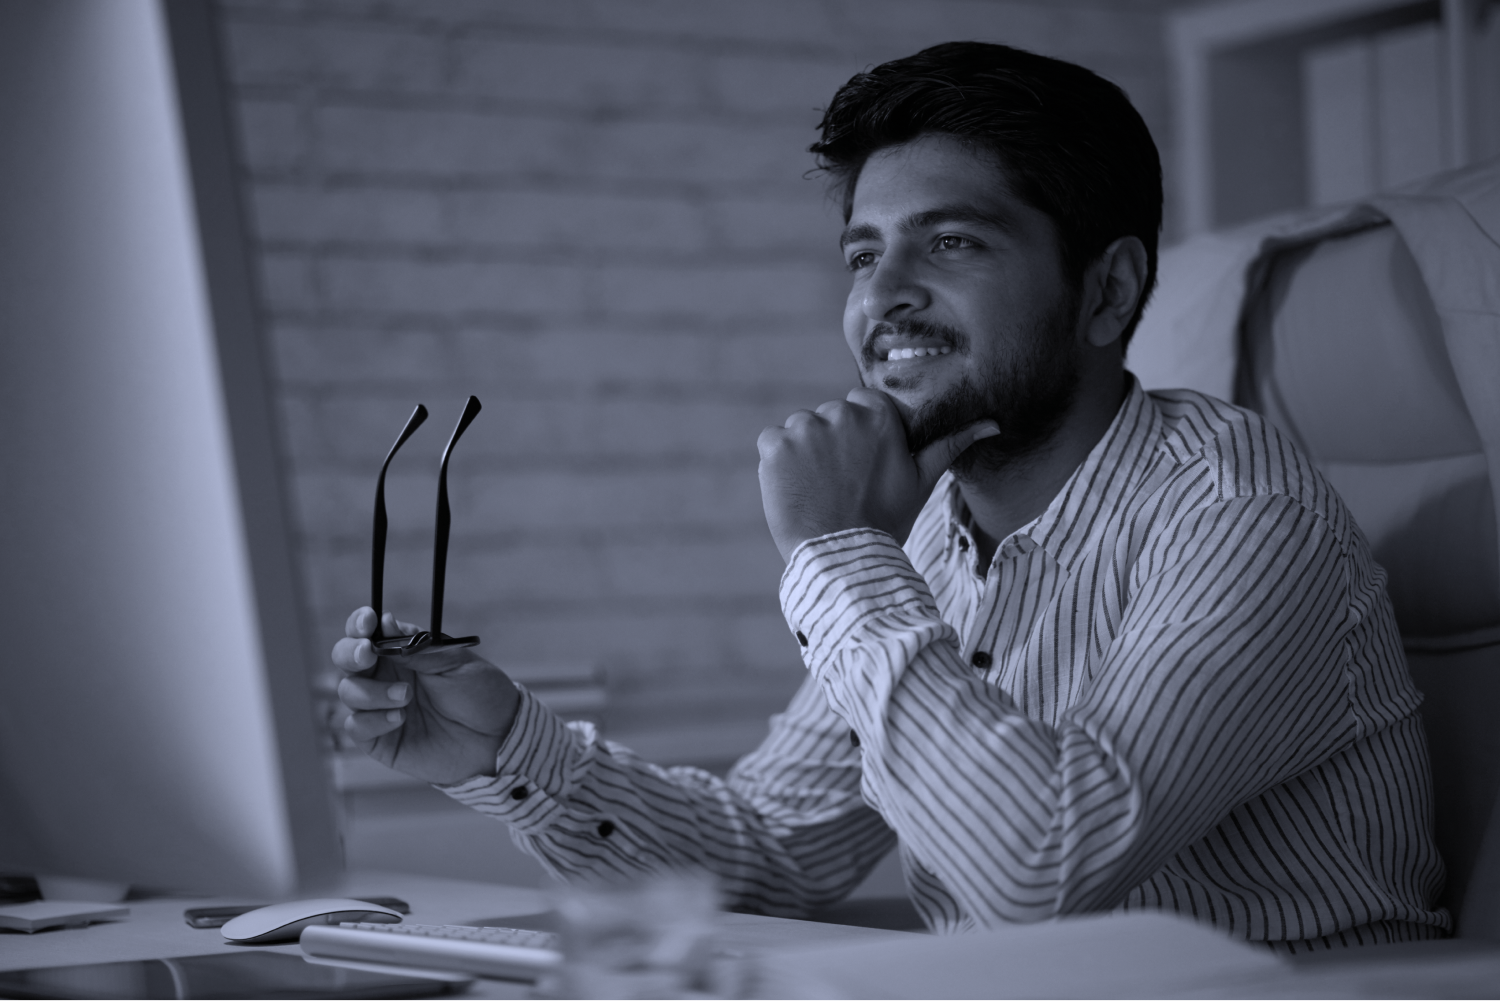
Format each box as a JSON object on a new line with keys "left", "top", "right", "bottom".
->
{"left": 1234, "top": 204, "right": 1500, "bottom": 941}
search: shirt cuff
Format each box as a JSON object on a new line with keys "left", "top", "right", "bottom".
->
{"left": 779, "top": 527, "right": 944, "bottom": 672}
{"left": 435, "top": 686, "right": 577, "bottom": 833}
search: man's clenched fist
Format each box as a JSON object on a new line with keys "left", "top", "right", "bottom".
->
{"left": 757, "top": 388, "right": 999, "bottom": 562}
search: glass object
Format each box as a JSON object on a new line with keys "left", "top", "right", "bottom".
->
{"left": 550, "top": 872, "right": 723, "bottom": 999}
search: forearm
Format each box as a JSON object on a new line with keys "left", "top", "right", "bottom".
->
{"left": 782, "top": 515, "right": 1353, "bottom": 926}
{"left": 440, "top": 686, "right": 894, "bottom": 915}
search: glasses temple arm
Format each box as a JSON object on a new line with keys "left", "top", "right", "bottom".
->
{"left": 430, "top": 395, "right": 482, "bottom": 639}
{"left": 372, "top": 404, "right": 428, "bottom": 639}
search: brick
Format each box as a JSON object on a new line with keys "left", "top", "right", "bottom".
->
{"left": 830, "top": 0, "right": 1056, "bottom": 53}
{"left": 234, "top": 0, "right": 514, "bottom": 31}
{"left": 710, "top": 55, "right": 854, "bottom": 117}
{"left": 561, "top": 0, "right": 841, "bottom": 47}
{"left": 705, "top": 192, "right": 845, "bottom": 253}
{"left": 234, "top": 98, "right": 307, "bottom": 173}
{"left": 593, "top": 261, "right": 841, "bottom": 321}
{"left": 292, "top": 465, "right": 767, "bottom": 543}
{"left": 281, "top": 386, "right": 840, "bottom": 468}
{"left": 258, "top": 250, "right": 320, "bottom": 310}
{"left": 441, "top": 190, "right": 711, "bottom": 254}
{"left": 597, "top": 536, "right": 785, "bottom": 600}
{"left": 354, "top": 0, "right": 841, "bottom": 46}
{"left": 316, "top": 105, "right": 556, "bottom": 176}
{"left": 279, "top": 395, "right": 448, "bottom": 465}
{"left": 318, "top": 255, "right": 592, "bottom": 314}
{"left": 271, "top": 324, "right": 529, "bottom": 384}
{"left": 250, "top": 183, "right": 447, "bottom": 243}
{"left": 586, "top": 119, "right": 811, "bottom": 185}
{"left": 715, "top": 327, "right": 857, "bottom": 391}
{"left": 452, "top": 36, "right": 711, "bottom": 112}
{"left": 275, "top": 322, "right": 852, "bottom": 396}
{"left": 222, "top": 18, "right": 446, "bottom": 92}
{"left": 521, "top": 328, "right": 721, "bottom": 387}
{"left": 451, "top": 396, "right": 795, "bottom": 463}
{"left": 316, "top": 104, "right": 812, "bottom": 185}
{"left": 464, "top": 467, "right": 766, "bottom": 534}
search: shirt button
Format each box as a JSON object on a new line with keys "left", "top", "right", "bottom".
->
{"left": 795, "top": 630, "right": 808, "bottom": 647}
{"left": 849, "top": 730, "right": 860, "bottom": 748}
{"left": 510, "top": 786, "right": 529, "bottom": 801}
{"left": 970, "top": 651, "right": 992, "bottom": 669}
{"left": 597, "top": 820, "right": 615, "bottom": 838}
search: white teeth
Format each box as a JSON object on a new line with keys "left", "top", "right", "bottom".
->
{"left": 884, "top": 345, "right": 952, "bottom": 361}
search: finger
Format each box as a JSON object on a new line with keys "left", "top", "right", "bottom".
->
{"left": 344, "top": 707, "right": 406, "bottom": 742}
{"left": 914, "top": 419, "right": 1001, "bottom": 490}
{"left": 332, "top": 635, "right": 377, "bottom": 674}
{"left": 346, "top": 606, "right": 377, "bottom": 638}
{"left": 845, "top": 386, "right": 898, "bottom": 413}
{"left": 757, "top": 425, "right": 788, "bottom": 458}
{"left": 783, "top": 409, "right": 821, "bottom": 429}
{"left": 381, "top": 612, "right": 419, "bottom": 637}
{"left": 394, "top": 643, "right": 484, "bottom": 676}
{"left": 339, "top": 676, "right": 411, "bottom": 711}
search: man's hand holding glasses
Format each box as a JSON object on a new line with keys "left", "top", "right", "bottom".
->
{"left": 331, "top": 396, "right": 522, "bottom": 786}
{"left": 332, "top": 607, "right": 519, "bottom": 786}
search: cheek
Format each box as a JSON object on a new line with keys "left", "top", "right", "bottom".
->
{"left": 842, "top": 294, "right": 866, "bottom": 358}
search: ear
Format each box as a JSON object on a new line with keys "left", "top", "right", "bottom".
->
{"left": 1080, "top": 236, "right": 1148, "bottom": 349}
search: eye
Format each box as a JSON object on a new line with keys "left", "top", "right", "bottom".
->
{"left": 846, "top": 250, "right": 878, "bottom": 271}
{"left": 935, "top": 235, "right": 978, "bottom": 252}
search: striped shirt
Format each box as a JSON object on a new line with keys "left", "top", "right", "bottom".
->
{"left": 444, "top": 379, "right": 1447, "bottom": 949}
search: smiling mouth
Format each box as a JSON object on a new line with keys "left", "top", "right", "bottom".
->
{"left": 863, "top": 319, "right": 966, "bottom": 367}
{"left": 881, "top": 344, "right": 953, "bottom": 361}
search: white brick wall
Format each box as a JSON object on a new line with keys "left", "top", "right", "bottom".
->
{"left": 217, "top": 0, "right": 1184, "bottom": 740}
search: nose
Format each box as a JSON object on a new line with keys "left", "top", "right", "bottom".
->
{"left": 858, "top": 247, "right": 929, "bottom": 324}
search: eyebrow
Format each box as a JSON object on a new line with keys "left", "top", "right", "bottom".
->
{"left": 839, "top": 204, "right": 1017, "bottom": 249}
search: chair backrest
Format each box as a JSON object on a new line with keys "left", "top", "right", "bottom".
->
{"left": 1237, "top": 220, "right": 1500, "bottom": 939}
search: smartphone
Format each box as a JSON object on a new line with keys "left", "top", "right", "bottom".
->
{"left": 183, "top": 897, "right": 410, "bottom": 929}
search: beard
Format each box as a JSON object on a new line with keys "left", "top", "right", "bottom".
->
{"left": 871, "top": 292, "right": 1083, "bottom": 480}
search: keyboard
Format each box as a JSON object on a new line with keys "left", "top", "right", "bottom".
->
{"left": 299, "top": 921, "right": 562, "bottom": 982}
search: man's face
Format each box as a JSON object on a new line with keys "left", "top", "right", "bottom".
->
{"left": 840, "top": 133, "right": 1082, "bottom": 469}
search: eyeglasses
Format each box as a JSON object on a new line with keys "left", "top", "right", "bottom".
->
{"left": 369, "top": 395, "right": 482, "bottom": 655}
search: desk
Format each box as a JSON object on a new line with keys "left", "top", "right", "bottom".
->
{"left": 0, "top": 871, "right": 903, "bottom": 1000}
{"left": 5, "top": 872, "right": 1500, "bottom": 998}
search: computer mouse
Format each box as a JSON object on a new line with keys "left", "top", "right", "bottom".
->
{"left": 220, "top": 898, "right": 404, "bottom": 945}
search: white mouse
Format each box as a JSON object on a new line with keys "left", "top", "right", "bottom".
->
{"left": 220, "top": 897, "right": 404, "bottom": 944}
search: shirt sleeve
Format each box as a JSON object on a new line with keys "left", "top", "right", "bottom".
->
{"left": 436, "top": 679, "right": 896, "bottom": 916}
{"left": 779, "top": 493, "right": 1359, "bottom": 927}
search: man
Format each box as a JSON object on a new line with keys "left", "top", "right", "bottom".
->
{"left": 333, "top": 42, "right": 1446, "bottom": 949}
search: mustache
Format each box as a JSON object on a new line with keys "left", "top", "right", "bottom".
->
{"left": 860, "top": 318, "right": 968, "bottom": 367}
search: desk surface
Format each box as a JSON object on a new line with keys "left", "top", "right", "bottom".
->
{"left": 5, "top": 872, "right": 1500, "bottom": 999}
{"left": 0, "top": 871, "right": 903, "bottom": 999}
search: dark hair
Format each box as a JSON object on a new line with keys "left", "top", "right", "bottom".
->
{"left": 811, "top": 41, "right": 1162, "bottom": 347}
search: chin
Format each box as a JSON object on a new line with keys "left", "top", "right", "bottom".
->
{"left": 877, "top": 373, "right": 950, "bottom": 416}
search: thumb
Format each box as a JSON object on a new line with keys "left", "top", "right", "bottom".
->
{"left": 913, "top": 420, "right": 1000, "bottom": 490}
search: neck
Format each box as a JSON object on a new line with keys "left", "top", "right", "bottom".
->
{"left": 957, "top": 367, "right": 1128, "bottom": 568}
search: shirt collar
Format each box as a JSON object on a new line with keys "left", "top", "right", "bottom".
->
{"left": 942, "top": 374, "right": 1163, "bottom": 571}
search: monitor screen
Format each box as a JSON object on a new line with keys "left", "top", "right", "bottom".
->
{"left": 0, "top": 0, "right": 340, "bottom": 897}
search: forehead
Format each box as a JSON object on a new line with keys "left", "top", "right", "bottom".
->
{"left": 847, "top": 134, "right": 1022, "bottom": 224}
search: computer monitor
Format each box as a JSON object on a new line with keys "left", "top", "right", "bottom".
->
{"left": 0, "top": 0, "right": 341, "bottom": 897}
